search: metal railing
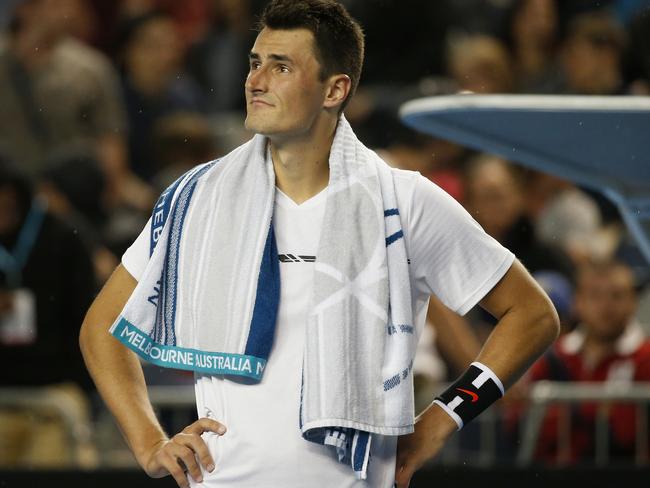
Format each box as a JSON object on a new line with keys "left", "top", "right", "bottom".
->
{"left": 0, "top": 387, "right": 92, "bottom": 465}
{"left": 3, "top": 381, "right": 649, "bottom": 468}
{"left": 517, "top": 381, "right": 650, "bottom": 466}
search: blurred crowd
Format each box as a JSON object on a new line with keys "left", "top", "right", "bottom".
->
{"left": 1, "top": 0, "right": 650, "bottom": 470}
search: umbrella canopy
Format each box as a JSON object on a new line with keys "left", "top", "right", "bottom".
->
{"left": 400, "top": 95, "right": 650, "bottom": 264}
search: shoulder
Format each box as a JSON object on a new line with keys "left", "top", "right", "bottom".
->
{"left": 631, "top": 340, "right": 650, "bottom": 380}
{"left": 633, "top": 339, "right": 650, "bottom": 363}
{"left": 530, "top": 339, "right": 576, "bottom": 381}
{"left": 54, "top": 38, "right": 117, "bottom": 79}
{"left": 389, "top": 166, "right": 442, "bottom": 194}
{"left": 389, "top": 166, "right": 458, "bottom": 213}
{"left": 389, "top": 166, "right": 421, "bottom": 185}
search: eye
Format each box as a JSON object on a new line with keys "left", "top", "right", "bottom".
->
{"left": 250, "top": 61, "right": 261, "bottom": 70}
{"left": 278, "top": 64, "right": 290, "bottom": 73}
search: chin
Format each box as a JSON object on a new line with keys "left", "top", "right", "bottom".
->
{"left": 244, "top": 117, "right": 263, "bottom": 133}
{"left": 245, "top": 119, "right": 284, "bottom": 137}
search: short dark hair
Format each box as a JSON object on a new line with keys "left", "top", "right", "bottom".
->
{"left": 257, "top": 0, "right": 364, "bottom": 111}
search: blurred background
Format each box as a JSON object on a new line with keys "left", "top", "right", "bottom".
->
{"left": 1, "top": 0, "right": 650, "bottom": 486}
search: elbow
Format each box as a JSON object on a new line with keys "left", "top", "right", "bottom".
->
{"left": 79, "top": 309, "right": 100, "bottom": 363}
{"left": 79, "top": 314, "right": 91, "bottom": 361}
{"left": 535, "top": 294, "right": 561, "bottom": 348}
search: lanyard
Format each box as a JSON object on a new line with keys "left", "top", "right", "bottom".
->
{"left": 0, "top": 201, "right": 46, "bottom": 288}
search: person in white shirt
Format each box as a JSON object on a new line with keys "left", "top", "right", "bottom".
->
{"left": 79, "top": 1, "right": 560, "bottom": 487}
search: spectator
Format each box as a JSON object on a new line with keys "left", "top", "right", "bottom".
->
{"left": 149, "top": 112, "right": 219, "bottom": 193}
{"left": 625, "top": 7, "right": 650, "bottom": 94}
{"left": 0, "top": 160, "right": 97, "bottom": 466}
{"left": 355, "top": 109, "right": 468, "bottom": 202}
{"left": 117, "top": 10, "right": 205, "bottom": 181}
{"left": 463, "top": 154, "right": 574, "bottom": 280}
{"left": 441, "top": 0, "right": 515, "bottom": 37}
{"left": 0, "top": 160, "right": 96, "bottom": 389}
{"left": 53, "top": 0, "right": 100, "bottom": 46}
{"left": 38, "top": 151, "right": 119, "bottom": 284}
{"left": 0, "top": 0, "right": 149, "bottom": 211}
{"left": 527, "top": 171, "right": 610, "bottom": 265}
{"left": 118, "top": 0, "right": 212, "bottom": 46}
{"left": 186, "top": 0, "right": 256, "bottom": 113}
{"left": 544, "top": 10, "right": 628, "bottom": 94}
{"left": 446, "top": 33, "right": 516, "bottom": 93}
{"left": 502, "top": 0, "right": 561, "bottom": 91}
{"left": 525, "top": 259, "right": 650, "bottom": 462}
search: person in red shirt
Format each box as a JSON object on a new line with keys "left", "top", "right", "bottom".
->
{"left": 526, "top": 259, "right": 650, "bottom": 463}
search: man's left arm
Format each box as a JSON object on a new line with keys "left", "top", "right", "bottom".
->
{"left": 395, "top": 259, "right": 560, "bottom": 487}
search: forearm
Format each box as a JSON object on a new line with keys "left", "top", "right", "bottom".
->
{"left": 97, "top": 134, "right": 154, "bottom": 211}
{"left": 97, "top": 133, "right": 129, "bottom": 182}
{"left": 79, "top": 265, "right": 167, "bottom": 466}
{"left": 475, "top": 259, "right": 560, "bottom": 389}
{"left": 80, "top": 321, "right": 167, "bottom": 463}
{"left": 429, "top": 261, "right": 559, "bottom": 431}
{"left": 476, "top": 291, "right": 559, "bottom": 389}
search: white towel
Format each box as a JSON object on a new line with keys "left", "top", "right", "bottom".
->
{"left": 110, "top": 116, "right": 417, "bottom": 478}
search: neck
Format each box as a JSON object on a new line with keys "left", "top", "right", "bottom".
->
{"left": 129, "top": 69, "right": 168, "bottom": 97}
{"left": 269, "top": 113, "right": 338, "bottom": 204}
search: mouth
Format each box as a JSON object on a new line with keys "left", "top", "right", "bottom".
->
{"left": 249, "top": 98, "right": 273, "bottom": 107}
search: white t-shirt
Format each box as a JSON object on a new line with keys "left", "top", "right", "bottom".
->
{"left": 122, "top": 168, "right": 514, "bottom": 487}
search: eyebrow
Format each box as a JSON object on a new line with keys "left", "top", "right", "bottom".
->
{"left": 249, "top": 52, "right": 293, "bottom": 63}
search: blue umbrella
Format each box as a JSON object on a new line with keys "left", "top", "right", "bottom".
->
{"left": 400, "top": 94, "right": 650, "bottom": 264}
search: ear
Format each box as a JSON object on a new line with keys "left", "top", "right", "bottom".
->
{"left": 323, "top": 74, "right": 352, "bottom": 110}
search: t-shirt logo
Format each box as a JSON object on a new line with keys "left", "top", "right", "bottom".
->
{"left": 278, "top": 254, "right": 316, "bottom": 263}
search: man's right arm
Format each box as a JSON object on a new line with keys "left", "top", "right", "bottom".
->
{"left": 79, "top": 264, "right": 224, "bottom": 488}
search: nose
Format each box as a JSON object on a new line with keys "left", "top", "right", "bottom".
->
{"left": 246, "top": 65, "right": 268, "bottom": 94}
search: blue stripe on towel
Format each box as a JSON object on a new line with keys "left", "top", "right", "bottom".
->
{"left": 384, "top": 208, "right": 399, "bottom": 217}
{"left": 353, "top": 431, "right": 370, "bottom": 473}
{"left": 385, "top": 230, "right": 404, "bottom": 246}
{"left": 156, "top": 162, "right": 215, "bottom": 345}
{"left": 150, "top": 174, "right": 185, "bottom": 257}
{"left": 164, "top": 176, "right": 198, "bottom": 344}
{"left": 244, "top": 222, "right": 280, "bottom": 360}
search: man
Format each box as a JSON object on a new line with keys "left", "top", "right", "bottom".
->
{"left": 0, "top": 0, "right": 152, "bottom": 210}
{"left": 79, "top": 1, "right": 559, "bottom": 487}
{"left": 540, "top": 10, "right": 627, "bottom": 96}
{"left": 525, "top": 260, "right": 650, "bottom": 462}
{"left": 463, "top": 154, "right": 574, "bottom": 280}
{"left": 0, "top": 161, "right": 96, "bottom": 466}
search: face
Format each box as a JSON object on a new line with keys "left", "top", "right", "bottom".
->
{"left": 513, "top": 0, "right": 557, "bottom": 47}
{"left": 563, "top": 34, "right": 622, "bottom": 94}
{"left": 126, "top": 17, "right": 183, "bottom": 79}
{"left": 465, "top": 159, "right": 523, "bottom": 239}
{"left": 450, "top": 39, "right": 513, "bottom": 94}
{"left": 245, "top": 28, "right": 329, "bottom": 139}
{"left": 18, "top": 0, "right": 68, "bottom": 39}
{"left": 576, "top": 266, "right": 637, "bottom": 342}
